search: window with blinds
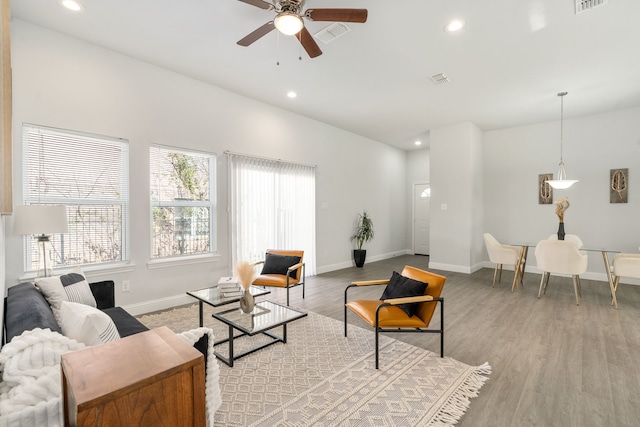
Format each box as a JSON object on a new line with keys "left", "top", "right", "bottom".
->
{"left": 150, "top": 145, "right": 216, "bottom": 259}
{"left": 22, "top": 124, "right": 129, "bottom": 270}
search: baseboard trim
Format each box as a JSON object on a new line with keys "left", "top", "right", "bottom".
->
{"left": 123, "top": 294, "right": 193, "bottom": 316}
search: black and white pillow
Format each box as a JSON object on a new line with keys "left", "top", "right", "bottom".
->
{"left": 60, "top": 301, "right": 120, "bottom": 346}
{"left": 35, "top": 267, "right": 96, "bottom": 324}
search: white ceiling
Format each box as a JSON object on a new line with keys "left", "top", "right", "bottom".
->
{"left": 10, "top": 0, "right": 640, "bottom": 150}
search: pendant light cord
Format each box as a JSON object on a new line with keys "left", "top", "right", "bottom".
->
{"left": 557, "top": 91, "right": 568, "bottom": 164}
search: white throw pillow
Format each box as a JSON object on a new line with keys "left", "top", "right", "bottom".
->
{"left": 34, "top": 276, "right": 69, "bottom": 324}
{"left": 61, "top": 267, "right": 97, "bottom": 308}
{"left": 60, "top": 301, "right": 121, "bottom": 346}
{"left": 35, "top": 267, "right": 97, "bottom": 325}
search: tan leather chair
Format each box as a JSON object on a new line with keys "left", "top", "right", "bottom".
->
{"left": 253, "top": 249, "right": 305, "bottom": 306}
{"left": 344, "top": 266, "right": 446, "bottom": 369}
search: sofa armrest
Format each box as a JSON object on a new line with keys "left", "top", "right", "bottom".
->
{"left": 89, "top": 280, "right": 115, "bottom": 309}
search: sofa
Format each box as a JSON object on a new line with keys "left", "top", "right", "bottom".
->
{"left": 4, "top": 280, "right": 208, "bottom": 357}
{"left": 1, "top": 278, "right": 219, "bottom": 426}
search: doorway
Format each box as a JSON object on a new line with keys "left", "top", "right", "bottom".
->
{"left": 413, "top": 183, "right": 430, "bottom": 255}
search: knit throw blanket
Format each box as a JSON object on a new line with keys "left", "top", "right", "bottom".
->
{"left": 0, "top": 327, "right": 220, "bottom": 427}
{"left": 0, "top": 328, "right": 84, "bottom": 427}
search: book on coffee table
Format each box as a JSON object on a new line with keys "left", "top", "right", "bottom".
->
{"left": 218, "top": 277, "right": 239, "bottom": 288}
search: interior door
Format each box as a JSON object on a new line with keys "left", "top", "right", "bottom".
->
{"left": 413, "top": 183, "right": 430, "bottom": 255}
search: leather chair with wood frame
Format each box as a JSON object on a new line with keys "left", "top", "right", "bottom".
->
{"left": 344, "top": 265, "right": 446, "bottom": 369}
{"left": 253, "top": 249, "right": 305, "bottom": 306}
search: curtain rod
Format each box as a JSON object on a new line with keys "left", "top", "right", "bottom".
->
{"left": 224, "top": 150, "right": 317, "bottom": 169}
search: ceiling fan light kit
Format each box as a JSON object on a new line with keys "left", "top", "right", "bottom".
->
{"left": 274, "top": 12, "right": 303, "bottom": 35}
{"left": 236, "top": 0, "right": 368, "bottom": 58}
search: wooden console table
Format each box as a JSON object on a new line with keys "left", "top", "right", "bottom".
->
{"left": 61, "top": 326, "right": 205, "bottom": 427}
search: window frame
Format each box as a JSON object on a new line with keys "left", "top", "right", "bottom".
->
{"left": 21, "top": 123, "right": 130, "bottom": 273}
{"left": 149, "top": 144, "right": 217, "bottom": 260}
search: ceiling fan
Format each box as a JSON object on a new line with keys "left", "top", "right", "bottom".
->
{"left": 236, "top": 0, "right": 368, "bottom": 58}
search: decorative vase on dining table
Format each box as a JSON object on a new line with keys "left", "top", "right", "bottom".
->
{"left": 557, "top": 221, "right": 565, "bottom": 240}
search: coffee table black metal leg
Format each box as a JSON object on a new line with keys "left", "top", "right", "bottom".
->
{"left": 283, "top": 323, "right": 287, "bottom": 343}
{"left": 228, "top": 324, "right": 234, "bottom": 367}
{"left": 198, "top": 301, "right": 204, "bottom": 327}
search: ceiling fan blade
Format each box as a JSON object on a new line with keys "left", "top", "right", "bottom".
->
{"left": 237, "top": 0, "right": 273, "bottom": 10}
{"left": 298, "top": 26, "right": 323, "bottom": 58}
{"left": 237, "top": 21, "right": 275, "bottom": 46}
{"left": 305, "top": 8, "right": 368, "bottom": 23}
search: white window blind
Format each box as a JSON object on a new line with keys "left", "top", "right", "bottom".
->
{"left": 22, "top": 124, "right": 129, "bottom": 270}
{"left": 228, "top": 152, "right": 316, "bottom": 275}
{"left": 150, "top": 145, "right": 216, "bottom": 259}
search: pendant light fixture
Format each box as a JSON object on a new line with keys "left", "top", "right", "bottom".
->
{"left": 547, "top": 91, "right": 579, "bottom": 190}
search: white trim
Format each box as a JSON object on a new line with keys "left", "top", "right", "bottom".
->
{"left": 147, "top": 253, "right": 221, "bottom": 270}
{"left": 19, "top": 262, "right": 135, "bottom": 282}
{"left": 428, "top": 262, "right": 473, "bottom": 274}
{"left": 123, "top": 293, "right": 194, "bottom": 316}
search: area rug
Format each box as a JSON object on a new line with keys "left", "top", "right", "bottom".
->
{"left": 137, "top": 303, "right": 490, "bottom": 427}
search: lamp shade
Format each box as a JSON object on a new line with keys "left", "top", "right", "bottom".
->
{"left": 13, "top": 205, "right": 69, "bottom": 235}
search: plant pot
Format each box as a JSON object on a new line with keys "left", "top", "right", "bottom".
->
{"left": 353, "top": 249, "right": 367, "bottom": 268}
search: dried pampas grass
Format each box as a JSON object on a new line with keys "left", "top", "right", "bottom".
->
{"left": 235, "top": 261, "right": 257, "bottom": 291}
{"left": 555, "top": 197, "right": 570, "bottom": 222}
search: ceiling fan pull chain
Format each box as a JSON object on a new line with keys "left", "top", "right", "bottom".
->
{"left": 298, "top": 32, "right": 302, "bottom": 61}
{"left": 276, "top": 30, "right": 280, "bottom": 66}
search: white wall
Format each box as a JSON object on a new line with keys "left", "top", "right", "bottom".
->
{"left": 4, "top": 20, "right": 409, "bottom": 313}
{"left": 484, "top": 107, "right": 640, "bottom": 281}
{"left": 429, "top": 122, "right": 484, "bottom": 273}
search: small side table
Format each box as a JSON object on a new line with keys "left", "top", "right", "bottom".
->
{"left": 61, "top": 326, "right": 205, "bottom": 427}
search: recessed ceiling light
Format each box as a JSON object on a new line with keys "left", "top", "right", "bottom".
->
{"left": 444, "top": 20, "right": 465, "bottom": 32}
{"left": 287, "top": 91, "right": 297, "bottom": 99}
{"left": 415, "top": 140, "right": 422, "bottom": 146}
{"left": 61, "top": 0, "right": 83, "bottom": 11}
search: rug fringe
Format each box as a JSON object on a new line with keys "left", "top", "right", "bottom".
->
{"left": 428, "top": 362, "right": 492, "bottom": 427}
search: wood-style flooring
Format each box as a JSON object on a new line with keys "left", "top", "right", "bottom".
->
{"left": 264, "top": 255, "right": 640, "bottom": 427}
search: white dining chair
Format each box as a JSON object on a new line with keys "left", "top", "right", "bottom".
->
{"left": 483, "top": 233, "right": 522, "bottom": 288}
{"left": 535, "top": 239, "right": 588, "bottom": 305}
{"left": 547, "top": 233, "right": 584, "bottom": 249}
{"left": 612, "top": 253, "right": 640, "bottom": 300}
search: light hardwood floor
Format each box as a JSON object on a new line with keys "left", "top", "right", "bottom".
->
{"left": 264, "top": 255, "right": 640, "bottom": 427}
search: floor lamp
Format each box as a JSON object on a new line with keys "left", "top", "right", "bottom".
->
{"left": 13, "top": 205, "right": 69, "bottom": 277}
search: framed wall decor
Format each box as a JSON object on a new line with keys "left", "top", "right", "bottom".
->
{"left": 539, "top": 173, "right": 553, "bottom": 204}
{"left": 610, "top": 168, "right": 628, "bottom": 203}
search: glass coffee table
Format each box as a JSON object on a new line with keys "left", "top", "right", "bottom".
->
{"left": 187, "top": 285, "right": 270, "bottom": 327}
{"left": 211, "top": 300, "right": 307, "bottom": 367}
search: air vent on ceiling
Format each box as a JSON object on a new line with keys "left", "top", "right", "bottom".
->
{"left": 575, "top": 0, "right": 608, "bottom": 14}
{"left": 314, "top": 23, "right": 351, "bottom": 44}
{"left": 430, "top": 73, "right": 450, "bottom": 85}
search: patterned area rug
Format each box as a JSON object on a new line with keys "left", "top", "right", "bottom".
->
{"left": 137, "top": 303, "right": 490, "bottom": 427}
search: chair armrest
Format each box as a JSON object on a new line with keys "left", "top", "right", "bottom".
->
{"left": 287, "top": 262, "right": 303, "bottom": 272}
{"left": 382, "top": 295, "right": 434, "bottom": 305}
{"left": 351, "top": 279, "right": 390, "bottom": 287}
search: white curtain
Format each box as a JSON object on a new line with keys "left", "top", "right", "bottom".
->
{"left": 228, "top": 153, "right": 316, "bottom": 275}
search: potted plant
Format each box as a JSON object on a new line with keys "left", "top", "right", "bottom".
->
{"left": 351, "top": 211, "right": 374, "bottom": 268}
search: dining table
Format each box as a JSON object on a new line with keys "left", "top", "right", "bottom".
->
{"left": 509, "top": 241, "right": 620, "bottom": 308}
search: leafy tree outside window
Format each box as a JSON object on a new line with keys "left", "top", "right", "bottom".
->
{"left": 150, "top": 145, "right": 216, "bottom": 258}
